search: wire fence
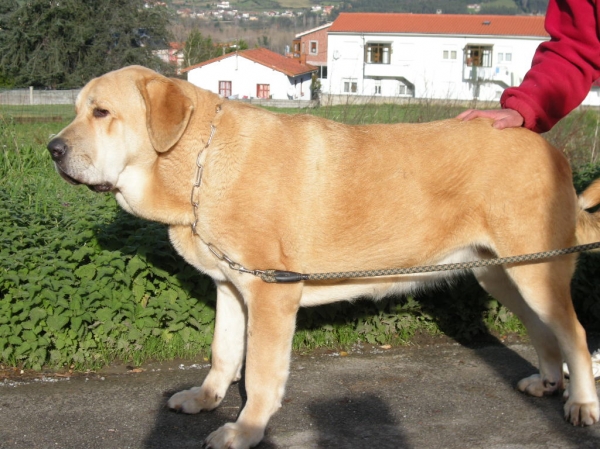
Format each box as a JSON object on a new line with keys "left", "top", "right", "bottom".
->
{"left": 0, "top": 88, "right": 79, "bottom": 123}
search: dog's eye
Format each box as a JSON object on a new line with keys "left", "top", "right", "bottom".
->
{"left": 93, "top": 108, "right": 110, "bottom": 118}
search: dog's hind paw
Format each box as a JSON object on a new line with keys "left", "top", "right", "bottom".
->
{"left": 564, "top": 400, "right": 600, "bottom": 426}
{"left": 517, "top": 374, "right": 561, "bottom": 397}
{"left": 204, "top": 422, "right": 264, "bottom": 449}
{"left": 167, "top": 386, "right": 223, "bottom": 414}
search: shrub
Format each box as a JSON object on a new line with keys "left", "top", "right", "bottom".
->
{"left": 0, "top": 187, "right": 216, "bottom": 369}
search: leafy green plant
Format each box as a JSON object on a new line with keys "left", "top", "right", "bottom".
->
{"left": 1, "top": 117, "right": 217, "bottom": 369}
{"left": 0, "top": 187, "right": 217, "bottom": 369}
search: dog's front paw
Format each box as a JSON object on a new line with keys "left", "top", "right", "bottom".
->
{"left": 168, "top": 386, "right": 223, "bottom": 414}
{"left": 517, "top": 374, "right": 561, "bottom": 397}
{"left": 564, "top": 398, "right": 600, "bottom": 426}
{"left": 204, "top": 422, "right": 264, "bottom": 449}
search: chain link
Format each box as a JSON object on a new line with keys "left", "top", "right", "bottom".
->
{"left": 191, "top": 124, "right": 216, "bottom": 236}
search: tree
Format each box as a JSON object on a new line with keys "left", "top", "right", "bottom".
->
{"left": 257, "top": 35, "right": 270, "bottom": 49}
{"left": 0, "top": 0, "right": 174, "bottom": 88}
{"left": 0, "top": 0, "right": 17, "bottom": 87}
{"left": 225, "top": 39, "right": 249, "bottom": 54}
{"left": 183, "top": 30, "right": 220, "bottom": 68}
{"left": 515, "top": 0, "right": 549, "bottom": 14}
{"left": 183, "top": 32, "right": 249, "bottom": 68}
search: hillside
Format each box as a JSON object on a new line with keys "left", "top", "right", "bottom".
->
{"left": 165, "top": 0, "right": 549, "bottom": 64}
{"left": 333, "top": 0, "right": 549, "bottom": 16}
{"left": 167, "top": 0, "right": 548, "bottom": 15}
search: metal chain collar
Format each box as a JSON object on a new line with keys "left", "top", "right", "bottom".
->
{"left": 189, "top": 107, "right": 600, "bottom": 283}
{"left": 190, "top": 123, "right": 216, "bottom": 236}
{"left": 189, "top": 106, "right": 269, "bottom": 280}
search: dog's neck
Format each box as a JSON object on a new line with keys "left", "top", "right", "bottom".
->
{"left": 120, "top": 89, "right": 225, "bottom": 227}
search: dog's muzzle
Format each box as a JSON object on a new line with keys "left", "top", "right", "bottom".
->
{"left": 47, "top": 137, "right": 114, "bottom": 193}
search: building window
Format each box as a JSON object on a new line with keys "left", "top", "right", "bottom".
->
{"left": 320, "top": 66, "right": 328, "bottom": 79}
{"left": 395, "top": 79, "right": 413, "bottom": 96}
{"left": 219, "top": 81, "right": 232, "bottom": 97}
{"left": 257, "top": 84, "right": 270, "bottom": 99}
{"left": 464, "top": 45, "right": 493, "bottom": 67}
{"left": 343, "top": 78, "right": 358, "bottom": 93}
{"left": 443, "top": 50, "right": 457, "bottom": 60}
{"left": 498, "top": 52, "right": 512, "bottom": 63}
{"left": 309, "top": 41, "right": 318, "bottom": 54}
{"left": 374, "top": 79, "right": 381, "bottom": 95}
{"left": 366, "top": 43, "right": 391, "bottom": 64}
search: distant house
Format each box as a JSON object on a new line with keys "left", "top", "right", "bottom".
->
{"left": 325, "top": 13, "right": 550, "bottom": 102}
{"left": 154, "top": 42, "right": 184, "bottom": 72}
{"left": 182, "top": 48, "right": 318, "bottom": 100}
{"left": 292, "top": 22, "right": 331, "bottom": 80}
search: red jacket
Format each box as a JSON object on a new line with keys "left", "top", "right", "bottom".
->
{"left": 501, "top": 0, "right": 600, "bottom": 133}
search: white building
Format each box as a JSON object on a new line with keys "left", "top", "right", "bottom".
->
{"left": 183, "top": 48, "right": 317, "bottom": 101}
{"left": 325, "top": 13, "right": 550, "bottom": 102}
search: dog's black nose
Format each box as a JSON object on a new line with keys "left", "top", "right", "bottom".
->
{"left": 47, "top": 137, "right": 68, "bottom": 161}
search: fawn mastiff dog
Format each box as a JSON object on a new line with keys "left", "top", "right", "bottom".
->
{"left": 48, "top": 66, "right": 600, "bottom": 448}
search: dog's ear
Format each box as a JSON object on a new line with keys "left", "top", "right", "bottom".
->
{"left": 137, "top": 76, "right": 194, "bottom": 153}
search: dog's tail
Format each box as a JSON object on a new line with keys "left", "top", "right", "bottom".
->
{"left": 576, "top": 179, "right": 600, "bottom": 246}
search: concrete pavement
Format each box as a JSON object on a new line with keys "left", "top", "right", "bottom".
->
{"left": 1, "top": 338, "right": 600, "bottom": 448}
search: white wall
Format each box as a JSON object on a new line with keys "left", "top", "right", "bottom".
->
{"left": 584, "top": 87, "right": 600, "bottom": 106}
{"left": 325, "top": 33, "right": 548, "bottom": 102}
{"left": 187, "top": 54, "right": 314, "bottom": 101}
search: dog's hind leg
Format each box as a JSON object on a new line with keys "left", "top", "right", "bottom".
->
{"left": 168, "top": 281, "right": 247, "bottom": 414}
{"left": 476, "top": 259, "right": 599, "bottom": 426}
{"left": 204, "top": 281, "right": 301, "bottom": 449}
{"left": 509, "top": 259, "right": 598, "bottom": 426}
{"left": 474, "top": 265, "right": 564, "bottom": 396}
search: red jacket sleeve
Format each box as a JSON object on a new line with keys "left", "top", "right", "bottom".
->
{"left": 500, "top": 0, "right": 600, "bottom": 133}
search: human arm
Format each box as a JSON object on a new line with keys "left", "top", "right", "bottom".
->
{"left": 501, "top": 0, "right": 600, "bottom": 132}
{"left": 459, "top": 0, "right": 600, "bottom": 133}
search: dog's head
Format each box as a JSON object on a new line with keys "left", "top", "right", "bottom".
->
{"left": 47, "top": 65, "right": 194, "bottom": 194}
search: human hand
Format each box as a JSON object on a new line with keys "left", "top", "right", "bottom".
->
{"left": 456, "top": 108, "right": 524, "bottom": 130}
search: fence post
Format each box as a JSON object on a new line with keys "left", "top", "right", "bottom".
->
{"left": 29, "top": 86, "right": 33, "bottom": 105}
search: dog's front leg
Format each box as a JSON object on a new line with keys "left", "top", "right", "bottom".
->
{"left": 204, "top": 281, "right": 302, "bottom": 449}
{"left": 168, "top": 281, "right": 246, "bottom": 413}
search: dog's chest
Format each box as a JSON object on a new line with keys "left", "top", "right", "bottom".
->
{"left": 168, "top": 225, "right": 227, "bottom": 282}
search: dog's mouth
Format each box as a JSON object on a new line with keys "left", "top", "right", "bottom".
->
{"left": 56, "top": 166, "right": 114, "bottom": 193}
{"left": 86, "top": 183, "right": 114, "bottom": 193}
{"left": 56, "top": 166, "right": 82, "bottom": 185}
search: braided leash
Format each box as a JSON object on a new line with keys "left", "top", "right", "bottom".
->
{"left": 255, "top": 242, "right": 600, "bottom": 283}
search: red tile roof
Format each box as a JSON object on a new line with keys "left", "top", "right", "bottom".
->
{"left": 182, "top": 47, "right": 318, "bottom": 76}
{"left": 329, "top": 12, "right": 548, "bottom": 37}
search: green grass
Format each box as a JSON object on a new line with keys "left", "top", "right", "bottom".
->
{"left": 275, "top": 0, "right": 312, "bottom": 7}
{"left": 0, "top": 104, "right": 75, "bottom": 120}
{"left": 480, "top": 0, "right": 518, "bottom": 10}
